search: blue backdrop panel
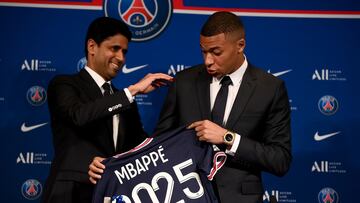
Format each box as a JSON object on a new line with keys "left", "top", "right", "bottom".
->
{"left": 0, "top": 0, "right": 359, "bottom": 202}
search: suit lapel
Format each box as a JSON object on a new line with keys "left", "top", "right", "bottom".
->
{"left": 79, "top": 69, "right": 116, "bottom": 152}
{"left": 226, "top": 65, "right": 257, "bottom": 129}
{"left": 196, "top": 66, "right": 212, "bottom": 120}
{"left": 78, "top": 69, "right": 103, "bottom": 100}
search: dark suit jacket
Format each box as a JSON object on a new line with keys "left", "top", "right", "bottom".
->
{"left": 154, "top": 64, "right": 292, "bottom": 203}
{"left": 43, "top": 69, "right": 146, "bottom": 199}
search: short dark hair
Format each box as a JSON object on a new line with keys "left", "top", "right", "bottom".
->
{"left": 200, "top": 11, "right": 245, "bottom": 38}
{"left": 84, "top": 17, "right": 132, "bottom": 58}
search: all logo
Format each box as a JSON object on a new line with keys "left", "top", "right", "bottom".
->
{"left": 312, "top": 68, "right": 347, "bottom": 81}
{"left": 312, "top": 161, "right": 328, "bottom": 172}
{"left": 263, "top": 189, "right": 296, "bottom": 202}
{"left": 16, "top": 152, "right": 51, "bottom": 165}
{"left": 104, "top": 0, "right": 172, "bottom": 41}
{"left": 311, "top": 161, "right": 347, "bottom": 174}
{"left": 168, "top": 64, "right": 190, "bottom": 76}
{"left": 313, "top": 69, "right": 329, "bottom": 80}
{"left": 26, "top": 86, "right": 47, "bottom": 106}
{"left": 318, "top": 187, "right": 339, "bottom": 203}
{"left": 17, "top": 152, "right": 34, "bottom": 164}
{"left": 21, "top": 59, "right": 39, "bottom": 71}
{"left": 318, "top": 95, "right": 338, "bottom": 115}
{"left": 21, "top": 59, "right": 56, "bottom": 72}
{"left": 21, "top": 179, "right": 42, "bottom": 200}
{"left": 263, "top": 190, "right": 278, "bottom": 202}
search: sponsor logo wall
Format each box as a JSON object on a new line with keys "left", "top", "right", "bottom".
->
{"left": 0, "top": 0, "right": 359, "bottom": 202}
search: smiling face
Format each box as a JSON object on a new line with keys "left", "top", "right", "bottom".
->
{"left": 200, "top": 32, "right": 245, "bottom": 78}
{"left": 87, "top": 33, "right": 129, "bottom": 81}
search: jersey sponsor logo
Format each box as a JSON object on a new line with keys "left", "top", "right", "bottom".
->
{"left": 21, "top": 122, "right": 48, "bottom": 133}
{"left": 314, "top": 131, "right": 340, "bottom": 141}
{"left": 318, "top": 187, "right": 339, "bottom": 203}
{"left": 318, "top": 95, "right": 339, "bottom": 115}
{"left": 267, "top": 69, "right": 292, "bottom": 77}
{"left": 26, "top": 85, "right": 47, "bottom": 106}
{"left": 122, "top": 64, "right": 148, "bottom": 74}
{"left": 21, "top": 179, "right": 42, "bottom": 200}
{"left": 104, "top": 0, "right": 172, "bottom": 41}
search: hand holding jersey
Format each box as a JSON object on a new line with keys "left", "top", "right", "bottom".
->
{"left": 88, "top": 121, "right": 232, "bottom": 185}
{"left": 187, "top": 120, "right": 228, "bottom": 145}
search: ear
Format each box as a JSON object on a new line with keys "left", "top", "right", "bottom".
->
{"left": 87, "top": 39, "right": 96, "bottom": 56}
{"left": 237, "top": 38, "right": 245, "bottom": 53}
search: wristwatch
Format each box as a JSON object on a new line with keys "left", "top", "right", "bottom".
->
{"left": 223, "top": 131, "right": 235, "bottom": 145}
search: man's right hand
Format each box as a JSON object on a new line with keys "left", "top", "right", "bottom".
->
{"left": 128, "top": 73, "right": 173, "bottom": 96}
{"left": 88, "top": 156, "right": 105, "bottom": 184}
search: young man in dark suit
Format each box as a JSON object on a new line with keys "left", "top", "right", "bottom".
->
{"left": 42, "top": 17, "right": 172, "bottom": 203}
{"left": 154, "top": 11, "right": 292, "bottom": 203}
{"left": 88, "top": 12, "right": 291, "bottom": 203}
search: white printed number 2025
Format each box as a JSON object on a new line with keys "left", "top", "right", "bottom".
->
{"left": 109, "top": 158, "right": 204, "bottom": 203}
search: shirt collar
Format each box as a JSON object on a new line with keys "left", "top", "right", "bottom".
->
{"left": 84, "top": 66, "right": 111, "bottom": 89}
{"left": 213, "top": 55, "right": 248, "bottom": 85}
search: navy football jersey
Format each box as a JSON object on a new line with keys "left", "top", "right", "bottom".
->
{"left": 93, "top": 127, "right": 227, "bottom": 203}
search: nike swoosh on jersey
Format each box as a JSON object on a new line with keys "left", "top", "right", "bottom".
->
{"left": 122, "top": 64, "right": 148, "bottom": 74}
{"left": 267, "top": 69, "right": 292, "bottom": 77}
{"left": 21, "top": 122, "right": 48, "bottom": 132}
{"left": 314, "top": 131, "right": 341, "bottom": 141}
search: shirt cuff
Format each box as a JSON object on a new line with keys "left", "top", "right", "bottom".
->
{"left": 124, "top": 88, "right": 134, "bottom": 103}
{"left": 225, "top": 133, "right": 241, "bottom": 156}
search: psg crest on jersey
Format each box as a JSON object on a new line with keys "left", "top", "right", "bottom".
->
{"left": 21, "top": 179, "right": 42, "bottom": 200}
{"left": 103, "top": 0, "right": 172, "bottom": 41}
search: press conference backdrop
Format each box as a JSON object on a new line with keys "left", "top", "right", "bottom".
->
{"left": 0, "top": 0, "right": 359, "bottom": 202}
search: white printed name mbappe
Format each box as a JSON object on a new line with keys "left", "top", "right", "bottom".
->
{"left": 114, "top": 146, "right": 168, "bottom": 184}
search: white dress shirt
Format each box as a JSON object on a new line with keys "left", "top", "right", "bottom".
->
{"left": 210, "top": 57, "right": 248, "bottom": 156}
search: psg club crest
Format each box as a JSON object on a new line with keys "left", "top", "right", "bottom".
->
{"left": 26, "top": 85, "right": 47, "bottom": 106}
{"left": 21, "top": 179, "right": 42, "bottom": 200}
{"left": 318, "top": 187, "right": 339, "bottom": 203}
{"left": 318, "top": 95, "right": 338, "bottom": 115}
{"left": 104, "top": 0, "right": 172, "bottom": 41}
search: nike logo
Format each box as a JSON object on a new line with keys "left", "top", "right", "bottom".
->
{"left": 314, "top": 131, "right": 341, "bottom": 141}
{"left": 122, "top": 64, "right": 148, "bottom": 74}
{"left": 267, "top": 69, "right": 292, "bottom": 77}
{"left": 21, "top": 122, "right": 48, "bottom": 133}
